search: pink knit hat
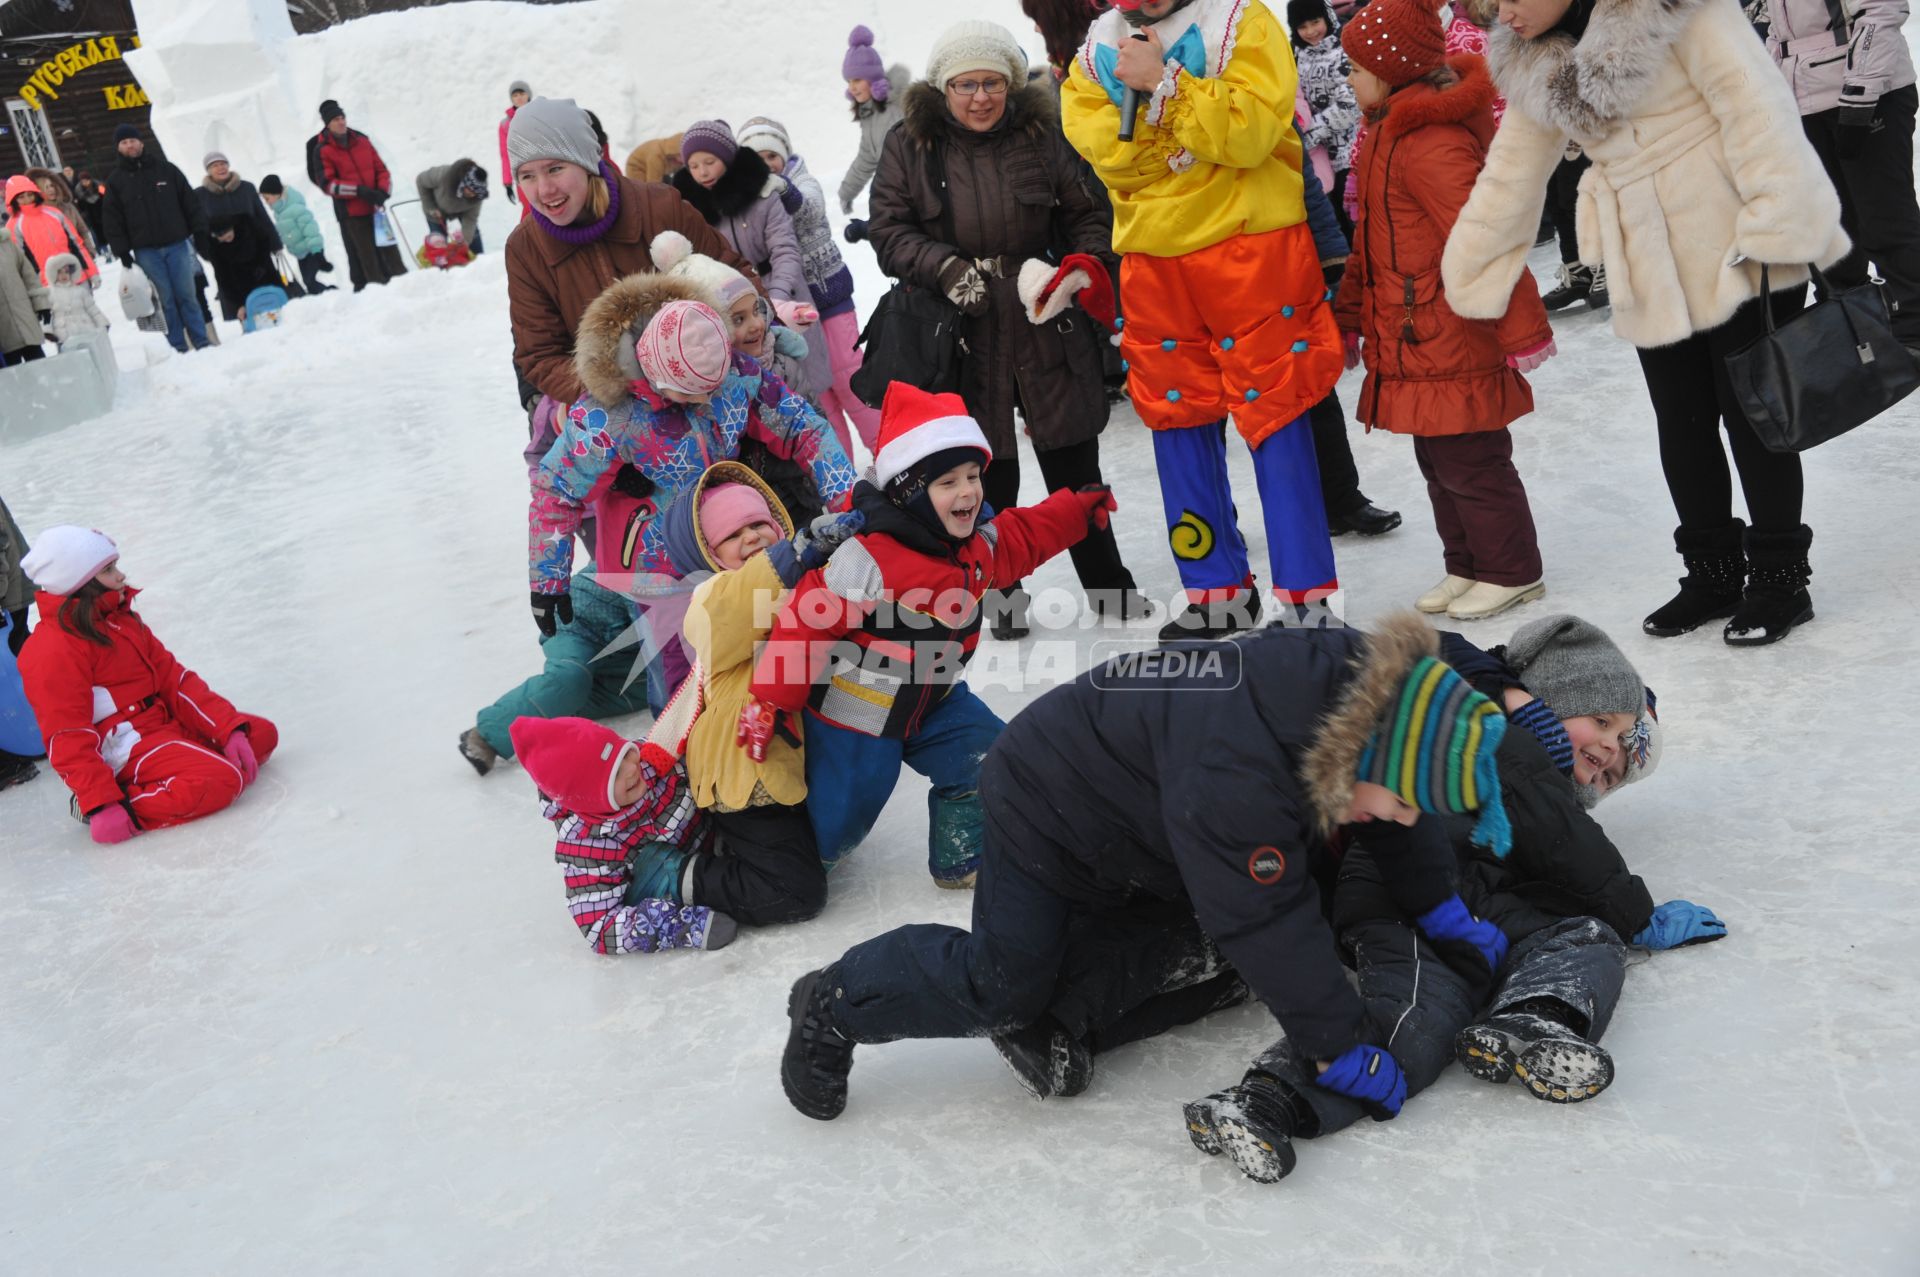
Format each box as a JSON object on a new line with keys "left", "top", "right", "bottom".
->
{"left": 699, "top": 483, "right": 776, "bottom": 553}
{"left": 635, "top": 300, "right": 732, "bottom": 397}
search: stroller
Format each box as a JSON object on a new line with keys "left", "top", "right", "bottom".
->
{"left": 241, "top": 284, "right": 290, "bottom": 333}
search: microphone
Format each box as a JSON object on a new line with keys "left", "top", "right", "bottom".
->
{"left": 1118, "top": 32, "right": 1151, "bottom": 142}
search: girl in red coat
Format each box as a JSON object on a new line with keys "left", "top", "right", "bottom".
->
{"left": 18, "top": 527, "right": 277, "bottom": 844}
{"left": 1333, "top": 0, "right": 1554, "bottom": 622}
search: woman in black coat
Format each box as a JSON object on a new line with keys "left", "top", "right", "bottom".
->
{"left": 195, "top": 153, "right": 283, "bottom": 321}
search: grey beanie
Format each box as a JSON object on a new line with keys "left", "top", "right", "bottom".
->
{"left": 925, "top": 19, "right": 1028, "bottom": 91}
{"left": 203, "top": 150, "right": 229, "bottom": 170}
{"left": 505, "top": 97, "right": 603, "bottom": 179}
{"left": 509, "top": 79, "right": 531, "bottom": 97}
{"left": 1503, "top": 615, "right": 1646, "bottom": 720}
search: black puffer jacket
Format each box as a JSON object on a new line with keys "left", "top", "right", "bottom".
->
{"left": 102, "top": 151, "right": 207, "bottom": 259}
{"left": 983, "top": 614, "right": 1459, "bottom": 1060}
{"left": 866, "top": 80, "right": 1115, "bottom": 456}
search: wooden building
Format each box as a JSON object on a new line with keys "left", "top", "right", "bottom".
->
{"left": 2, "top": 0, "right": 148, "bottom": 180}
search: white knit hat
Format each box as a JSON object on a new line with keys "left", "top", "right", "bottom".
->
{"left": 649, "top": 231, "right": 756, "bottom": 306}
{"left": 736, "top": 117, "right": 792, "bottom": 163}
{"left": 21, "top": 525, "right": 119, "bottom": 596}
{"left": 926, "top": 20, "right": 1028, "bottom": 91}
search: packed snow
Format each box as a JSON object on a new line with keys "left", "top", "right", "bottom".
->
{"left": 3, "top": 2, "right": 1918, "bottom": 1273}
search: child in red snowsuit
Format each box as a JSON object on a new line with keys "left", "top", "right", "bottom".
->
{"left": 18, "top": 526, "right": 277, "bottom": 844}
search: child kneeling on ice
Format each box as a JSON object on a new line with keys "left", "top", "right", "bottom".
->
{"left": 741, "top": 381, "right": 1116, "bottom": 886}
{"left": 663, "top": 462, "right": 865, "bottom": 924}
{"left": 19, "top": 527, "right": 277, "bottom": 843}
{"left": 1182, "top": 614, "right": 1727, "bottom": 1185}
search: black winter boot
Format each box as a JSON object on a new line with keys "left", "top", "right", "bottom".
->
{"left": 1326, "top": 499, "right": 1403, "bottom": 537}
{"left": 1643, "top": 521, "right": 1746, "bottom": 637}
{"left": 1541, "top": 263, "right": 1593, "bottom": 312}
{"left": 1158, "top": 591, "right": 1261, "bottom": 642}
{"left": 1725, "top": 524, "right": 1814, "bottom": 647}
{"left": 1455, "top": 1006, "right": 1614, "bottom": 1104}
{"left": 1182, "top": 1072, "right": 1309, "bottom": 1183}
{"left": 781, "top": 968, "right": 858, "bottom": 1121}
{"left": 992, "top": 1016, "right": 1094, "bottom": 1099}
{"left": 0, "top": 754, "right": 36, "bottom": 791}
{"left": 987, "top": 585, "right": 1031, "bottom": 640}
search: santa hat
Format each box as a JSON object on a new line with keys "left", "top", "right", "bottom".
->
{"left": 871, "top": 382, "right": 992, "bottom": 492}
{"left": 21, "top": 525, "right": 119, "bottom": 596}
{"left": 508, "top": 716, "right": 676, "bottom": 819}
{"left": 635, "top": 299, "right": 732, "bottom": 397}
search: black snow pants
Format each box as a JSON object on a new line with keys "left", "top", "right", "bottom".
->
{"left": 691, "top": 802, "right": 828, "bottom": 927}
{"left": 1802, "top": 85, "right": 1920, "bottom": 347}
{"left": 1248, "top": 916, "right": 1627, "bottom": 1137}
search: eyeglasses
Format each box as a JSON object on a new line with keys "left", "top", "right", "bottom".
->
{"left": 947, "top": 76, "right": 1010, "bottom": 98}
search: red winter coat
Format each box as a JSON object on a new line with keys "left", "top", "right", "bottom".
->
{"left": 319, "top": 128, "right": 392, "bottom": 218}
{"left": 18, "top": 588, "right": 275, "bottom": 814}
{"left": 1333, "top": 55, "right": 1550, "bottom": 438}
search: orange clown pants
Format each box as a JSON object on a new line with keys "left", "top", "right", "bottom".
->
{"left": 1119, "top": 223, "right": 1343, "bottom": 444}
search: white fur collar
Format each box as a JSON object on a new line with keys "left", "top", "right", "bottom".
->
{"left": 1078, "top": 0, "right": 1251, "bottom": 81}
{"left": 1487, "top": 0, "right": 1712, "bottom": 138}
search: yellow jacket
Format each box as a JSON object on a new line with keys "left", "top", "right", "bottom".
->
{"left": 682, "top": 552, "right": 807, "bottom": 811}
{"left": 1062, "top": 0, "right": 1306, "bottom": 258}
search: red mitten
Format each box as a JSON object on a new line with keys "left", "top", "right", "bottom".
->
{"left": 1017, "top": 254, "right": 1118, "bottom": 333}
{"left": 1073, "top": 484, "right": 1118, "bottom": 531}
{"left": 736, "top": 697, "right": 779, "bottom": 763}
{"left": 88, "top": 803, "right": 137, "bottom": 845}
{"left": 1342, "top": 331, "right": 1363, "bottom": 371}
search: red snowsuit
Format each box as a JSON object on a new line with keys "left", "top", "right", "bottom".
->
{"left": 318, "top": 129, "right": 393, "bottom": 218}
{"left": 18, "top": 587, "right": 278, "bottom": 829}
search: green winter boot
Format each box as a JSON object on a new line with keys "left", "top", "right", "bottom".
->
{"left": 928, "top": 789, "right": 984, "bottom": 888}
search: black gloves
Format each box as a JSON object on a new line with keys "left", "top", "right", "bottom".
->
{"left": 610, "top": 463, "right": 655, "bottom": 500}
{"left": 842, "top": 218, "right": 868, "bottom": 245}
{"left": 36, "top": 310, "right": 51, "bottom": 326}
{"left": 367, "top": 187, "right": 389, "bottom": 206}
{"left": 532, "top": 590, "right": 573, "bottom": 637}
{"left": 1323, "top": 260, "right": 1346, "bottom": 293}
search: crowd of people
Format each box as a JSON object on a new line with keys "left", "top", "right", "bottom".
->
{"left": 4, "top": 0, "right": 1914, "bottom": 1186}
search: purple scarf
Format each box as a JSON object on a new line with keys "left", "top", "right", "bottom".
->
{"left": 529, "top": 160, "right": 622, "bottom": 245}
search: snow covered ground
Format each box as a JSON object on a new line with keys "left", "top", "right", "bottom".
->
{"left": 5, "top": 5, "right": 1920, "bottom": 1274}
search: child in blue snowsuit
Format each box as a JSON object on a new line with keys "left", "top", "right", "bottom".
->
{"left": 525, "top": 275, "right": 856, "bottom": 664}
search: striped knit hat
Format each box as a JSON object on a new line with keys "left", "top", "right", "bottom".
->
{"left": 1354, "top": 656, "right": 1513, "bottom": 857}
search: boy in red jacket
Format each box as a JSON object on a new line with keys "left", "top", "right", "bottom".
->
{"left": 740, "top": 382, "right": 1116, "bottom": 887}
{"left": 18, "top": 526, "right": 277, "bottom": 844}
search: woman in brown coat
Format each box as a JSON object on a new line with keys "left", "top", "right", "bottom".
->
{"left": 868, "top": 20, "right": 1143, "bottom": 633}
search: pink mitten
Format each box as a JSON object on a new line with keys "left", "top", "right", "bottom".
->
{"left": 89, "top": 803, "right": 137, "bottom": 845}
{"left": 1506, "top": 338, "right": 1558, "bottom": 374}
{"left": 773, "top": 299, "right": 819, "bottom": 327}
{"left": 224, "top": 730, "right": 259, "bottom": 786}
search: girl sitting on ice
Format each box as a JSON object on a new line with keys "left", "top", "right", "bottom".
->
{"left": 525, "top": 278, "right": 856, "bottom": 672}
{"left": 18, "top": 527, "right": 277, "bottom": 844}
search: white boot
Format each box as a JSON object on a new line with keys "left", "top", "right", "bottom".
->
{"left": 1416, "top": 575, "right": 1475, "bottom": 613}
{"left": 1447, "top": 578, "right": 1546, "bottom": 621}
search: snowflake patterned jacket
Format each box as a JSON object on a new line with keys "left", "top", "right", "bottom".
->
{"left": 527, "top": 271, "right": 857, "bottom": 597}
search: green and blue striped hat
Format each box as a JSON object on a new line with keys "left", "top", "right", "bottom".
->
{"left": 1354, "top": 656, "right": 1513, "bottom": 857}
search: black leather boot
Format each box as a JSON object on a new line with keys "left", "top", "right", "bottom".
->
{"left": 1643, "top": 520, "right": 1746, "bottom": 637}
{"left": 1725, "top": 524, "right": 1814, "bottom": 646}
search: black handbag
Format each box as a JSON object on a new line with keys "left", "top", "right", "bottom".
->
{"left": 849, "top": 144, "right": 967, "bottom": 408}
{"left": 1726, "top": 263, "right": 1920, "bottom": 453}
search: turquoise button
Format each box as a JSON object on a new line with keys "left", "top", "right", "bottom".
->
{"left": 1119, "top": 359, "right": 1129, "bottom": 373}
{"left": 1281, "top": 306, "right": 1294, "bottom": 318}
{"left": 1166, "top": 389, "right": 1181, "bottom": 402}
{"left": 1220, "top": 336, "right": 1235, "bottom": 351}
{"left": 1115, "top": 316, "right": 1125, "bottom": 330}
{"left": 1324, "top": 287, "right": 1335, "bottom": 301}
{"left": 1291, "top": 339, "right": 1309, "bottom": 353}
{"left": 1161, "top": 338, "right": 1176, "bottom": 351}
{"left": 1244, "top": 388, "right": 1260, "bottom": 402}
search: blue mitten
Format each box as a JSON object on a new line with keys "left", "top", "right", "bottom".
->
{"left": 1416, "top": 893, "right": 1510, "bottom": 975}
{"left": 764, "top": 510, "right": 865, "bottom": 588}
{"left": 1632, "top": 900, "right": 1728, "bottom": 950}
{"left": 1314, "top": 1044, "right": 1408, "bottom": 1120}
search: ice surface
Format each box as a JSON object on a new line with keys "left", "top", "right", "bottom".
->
{"left": 3, "top": 4, "right": 1918, "bottom": 1274}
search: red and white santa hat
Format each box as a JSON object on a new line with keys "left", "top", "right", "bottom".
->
{"left": 21, "top": 525, "right": 119, "bottom": 596}
{"left": 871, "top": 381, "right": 993, "bottom": 492}
{"left": 635, "top": 299, "right": 732, "bottom": 397}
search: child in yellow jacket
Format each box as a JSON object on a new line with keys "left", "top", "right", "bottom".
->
{"left": 1062, "top": 0, "right": 1345, "bottom": 639}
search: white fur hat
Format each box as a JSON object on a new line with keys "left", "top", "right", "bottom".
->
{"left": 21, "top": 525, "right": 119, "bottom": 595}
{"left": 926, "top": 20, "right": 1028, "bottom": 91}
{"left": 649, "top": 230, "right": 756, "bottom": 306}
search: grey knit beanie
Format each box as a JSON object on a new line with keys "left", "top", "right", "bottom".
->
{"left": 505, "top": 97, "right": 603, "bottom": 179}
{"left": 925, "top": 20, "right": 1028, "bottom": 91}
{"left": 1504, "top": 615, "right": 1646, "bottom": 720}
{"left": 509, "top": 79, "right": 531, "bottom": 98}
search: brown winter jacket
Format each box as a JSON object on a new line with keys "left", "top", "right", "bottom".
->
{"left": 1334, "top": 56, "right": 1550, "bottom": 437}
{"left": 623, "top": 135, "right": 686, "bottom": 185}
{"left": 505, "top": 174, "right": 762, "bottom": 407}
{"left": 868, "top": 80, "right": 1115, "bottom": 456}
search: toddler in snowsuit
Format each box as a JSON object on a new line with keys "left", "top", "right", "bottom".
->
{"left": 18, "top": 527, "right": 278, "bottom": 843}
{"left": 1335, "top": 0, "right": 1554, "bottom": 622}
{"left": 527, "top": 276, "right": 857, "bottom": 688}
{"left": 1182, "top": 614, "right": 1725, "bottom": 1185}
{"left": 660, "top": 462, "right": 864, "bottom": 925}
{"left": 460, "top": 570, "right": 654, "bottom": 776}
{"left": 743, "top": 381, "right": 1112, "bottom": 885}
{"left": 418, "top": 232, "right": 475, "bottom": 271}
{"left": 1064, "top": 0, "right": 1346, "bottom": 638}
{"left": 509, "top": 714, "right": 733, "bottom": 954}
{"left": 43, "top": 253, "right": 108, "bottom": 346}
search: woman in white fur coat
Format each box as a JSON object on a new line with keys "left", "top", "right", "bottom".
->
{"left": 1441, "top": 0, "right": 1849, "bottom": 647}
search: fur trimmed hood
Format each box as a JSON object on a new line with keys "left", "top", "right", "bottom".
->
{"left": 573, "top": 271, "right": 722, "bottom": 405}
{"left": 670, "top": 148, "right": 780, "bottom": 222}
{"left": 1371, "top": 54, "right": 1497, "bottom": 141}
{"left": 1300, "top": 612, "right": 1442, "bottom": 832}
{"left": 898, "top": 79, "right": 1060, "bottom": 149}
{"left": 1487, "top": 0, "right": 1711, "bottom": 138}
